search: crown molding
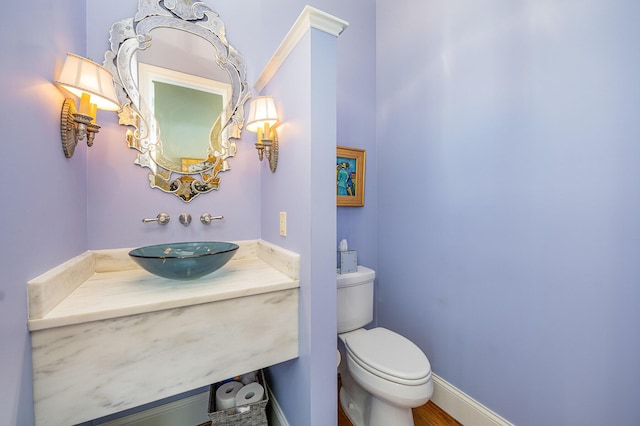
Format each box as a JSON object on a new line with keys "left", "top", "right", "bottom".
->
{"left": 254, "top": 6, "right": 349, "bottom": 92}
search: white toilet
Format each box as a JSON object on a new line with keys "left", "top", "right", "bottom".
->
{"left": 337, "top": 266, "right": 433, "bottom": 426}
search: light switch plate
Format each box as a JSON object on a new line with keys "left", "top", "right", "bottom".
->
{"left": 279, "top": 212, "right": 287, "bottom": 236}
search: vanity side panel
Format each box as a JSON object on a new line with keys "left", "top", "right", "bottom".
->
{"left": 92, "top": 248, "right": 138, "bottom": 272}
{"left": 27, "top": 251, "right": 95, "bottom": 319}
{"left": 30, "top": 289, "right": 298, "bottom": 426}
{"left": 258, "top": 240, "right": 300, "bottom": 280}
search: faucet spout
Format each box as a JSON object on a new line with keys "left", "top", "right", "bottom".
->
{"left": 179, "top": 212, "right": 192, "bottom": 226}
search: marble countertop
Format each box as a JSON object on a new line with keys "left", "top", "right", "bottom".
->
{"left": 28, "top": 240, "right": 300, "bottom": 331}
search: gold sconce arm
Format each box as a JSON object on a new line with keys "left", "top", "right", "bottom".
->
{"left": 60, "top": 98, "right": 101, "bottom": 158}
{"left": 247, "top": 96, "right": 280, "bottom": 172}
{"left": 55, "top": 53, "right": 120, "bottom": 158}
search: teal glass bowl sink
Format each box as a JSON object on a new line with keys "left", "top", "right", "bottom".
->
{"left": 129, "top": 242, "right": 239, "bottom": 280}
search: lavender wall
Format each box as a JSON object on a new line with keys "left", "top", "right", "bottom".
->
{"left": 84, "top": 0, "right": 377, "bottom": 254}
{"left": 0, "top": 1, "right": 373, "bottom": 424}
{"left": 376, "top": 1, "right": 640, "bottom": 424}
{"left": 0, "top": 2, "right": 88, "bottom": 425}
{"left": 85, "top": 0, "right": 261, "bottom": 248}
{"left": 258, "top": 28, "right": 340, "bottom": 425}
{"left": 258, "top": 35, "right": 316, "bottom": 424}
{"left": 335, "top": 4, "right": 377, "bottom": 270}
{"left": 84, "top": 1, "right": 373, "bottom": 424}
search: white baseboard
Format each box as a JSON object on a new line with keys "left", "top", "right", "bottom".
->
{"left": 96, "top": 384, "right": 289, "bottom": 426}
{"left": 98, "top": 373, "right": 503, "bottom": 426}
{"left": 266, "top": 382, "right": 290, "bottom": 426}
{"left": 99, "top": 391, "right": 210, "bottom": 426}
{"left": 431, "top": 373, "right": 513, "bottom": 426}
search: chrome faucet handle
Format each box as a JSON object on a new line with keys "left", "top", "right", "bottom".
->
{"left": 142, "top": 212, "right": 170, "bottom": 225}
{"left": 200, "top": 213, "right": 224, "bottom": 224}
{"left": 179, "top": 212, "right": 192, "bottom": 226}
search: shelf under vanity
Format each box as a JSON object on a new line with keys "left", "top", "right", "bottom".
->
{"left": 27, "top": 240, "right": 300, "bottom": 426}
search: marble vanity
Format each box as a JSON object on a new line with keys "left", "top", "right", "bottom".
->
{"left": 27, "top": 240, "right": 299, "bottom": 426}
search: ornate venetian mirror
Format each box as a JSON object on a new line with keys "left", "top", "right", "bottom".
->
{"left": 104, "top": 0, "right": 249, "bottom": 202}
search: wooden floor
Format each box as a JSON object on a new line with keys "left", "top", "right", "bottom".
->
{"left": 338, "top": 400, "right": 462, "bottom": 426}
{"left": 337, "top": 376, "right": 462, "bottom": 426}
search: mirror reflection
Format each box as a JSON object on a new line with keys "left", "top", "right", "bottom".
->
{"left": 136, "top": 28, "right": 232, "bottom": 174}
{"left": 104, "top": 0, "right": 249, "bottom": 202}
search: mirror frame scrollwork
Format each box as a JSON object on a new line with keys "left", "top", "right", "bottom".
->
{"left": 104, "top": 0, "right": 250, "bottom": 202}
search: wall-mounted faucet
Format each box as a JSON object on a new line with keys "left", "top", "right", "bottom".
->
{"left": 142, "top": 212, "right": 170, "bottom": 225}
{"left": 141, "top": 212, "right": 220, "bottom": 226}
{"left": 179, "top": 212, "right": 192, "bottom": 226}
{"left": 201, "top": 213, "right": 224, "bottom": 224}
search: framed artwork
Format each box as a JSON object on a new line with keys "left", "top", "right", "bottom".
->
{"left": 336, "top": 146, "right": 366, "bottom": 207}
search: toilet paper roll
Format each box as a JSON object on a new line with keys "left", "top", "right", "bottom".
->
{"left": 235, "top": 382, "right": 265, "bottom": 406}
{"left": 215, "top": 381, "right": 243, "bottom": 411}
{"left": 240, "top": 371, "right": 258, "bottom": 385}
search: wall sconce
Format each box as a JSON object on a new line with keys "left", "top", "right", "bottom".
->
{"left": 55, "top": 53, "right": 120, "bottom": 158}
{"left": 246, "top": 96, "right": 280, "bottom": 172}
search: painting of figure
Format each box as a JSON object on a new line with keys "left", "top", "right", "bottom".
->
{"left": 336, "top": 146, "right": 365, "bottom": 207}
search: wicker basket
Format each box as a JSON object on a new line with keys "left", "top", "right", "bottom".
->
{"left": 208, "top": 370, "right": 269, "bottom": 426}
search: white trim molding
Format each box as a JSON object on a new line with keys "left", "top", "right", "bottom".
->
{"left": 266, "top": 382, "right": 290, "bottom": 426}
{"left": 100, "top": 391, "right": 209, "bottom": 426}
{"left": 97, "top": 373, "right": 511, "bottom": 426}
{"left": 431, "top": 374, "right": 514, "bottom": 426}
{"left": 254, "top": 6, "right": 349, "bottom": 92}
{"left": 97, "top": 384, "right": 291, "bottom": 426}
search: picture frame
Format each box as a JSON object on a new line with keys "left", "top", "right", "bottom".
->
{"left": 336, "top": 146, "right": 366, "bottom": 207}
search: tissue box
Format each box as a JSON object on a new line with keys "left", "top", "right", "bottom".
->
{"left": 337, "top": 250, "right": 357, "bottom": 274}
{"left": 208, "top": 370, "right": 268, "bottom": 426}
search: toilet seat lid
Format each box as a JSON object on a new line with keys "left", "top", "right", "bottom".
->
{"left": 345, "top": 328, "right": 431, "bottom": 382}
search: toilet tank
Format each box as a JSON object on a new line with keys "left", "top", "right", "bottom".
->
{"left": 337, "top": 266, "right": 375, "bottom": 333}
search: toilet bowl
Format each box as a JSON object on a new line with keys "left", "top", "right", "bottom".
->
{"left": 339, "top": 328, "right": 433, "bottom": 426}
{"left": 337, "top": 265, "right": 433, "bottom": 426}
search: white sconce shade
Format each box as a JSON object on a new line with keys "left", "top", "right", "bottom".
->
{"left": 246, "top": 96, "right": 279, "bottom": 132}
{"left": 245, "top": 95, "right": 280, "bottom": 172}
{"left": 56, "top": 53, "right": 120, "bottom": 111}
{"left": 55, "top": 53, "right": 121, "bottom": 158}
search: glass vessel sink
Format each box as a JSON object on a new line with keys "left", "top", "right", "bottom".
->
{"left": 129, "top": 242, "right": 239, "bottom": 280}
